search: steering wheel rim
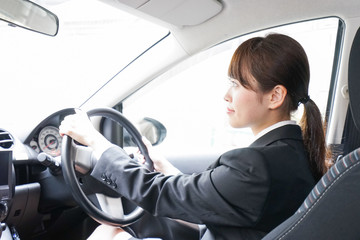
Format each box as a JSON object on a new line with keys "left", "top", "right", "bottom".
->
{"left": 61, "top": 107, "right": 153, "bottom": 226}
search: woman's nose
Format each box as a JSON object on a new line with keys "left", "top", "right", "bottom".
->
{"left": 224, "top": 89, "right": 231, "bottom": 102}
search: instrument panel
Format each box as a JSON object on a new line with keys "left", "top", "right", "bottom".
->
{"left": 25, "top": 108, "right": 75, "bottom": 157}
{"left": 29, "top": 126, "right": 62, "bottom": 157}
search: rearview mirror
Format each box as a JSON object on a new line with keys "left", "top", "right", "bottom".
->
{"left": 0, "top": 0, "right": 59, "bottom": 36}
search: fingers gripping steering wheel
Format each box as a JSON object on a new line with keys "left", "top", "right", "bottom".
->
{"left": 61, "top": 107, "right": 153, "bottom": 226}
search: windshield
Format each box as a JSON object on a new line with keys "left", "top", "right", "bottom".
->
{"left": 0, "top": 0, "right": 168, "bottom": 140}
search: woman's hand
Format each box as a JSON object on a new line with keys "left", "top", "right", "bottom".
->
{"left": 59, "top": 109, "right": 112, "bottom": 156}
{"left": 141, "top": 137, "right": 181, "bottom": 176}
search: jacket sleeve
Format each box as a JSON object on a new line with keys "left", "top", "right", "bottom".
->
{"left": 90, "top": 145, "right": 270, "bottom": 227}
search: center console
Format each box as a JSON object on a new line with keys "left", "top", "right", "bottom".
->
{"left": 0, "top": 150, "right": 14, "bottom": 239}
{"left": 0, "top": 150, "right": 13, "bottom": 220}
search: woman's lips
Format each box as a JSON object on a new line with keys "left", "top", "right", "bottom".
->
{"left": 226, "top": 107, "right": 235, "bottom": 114}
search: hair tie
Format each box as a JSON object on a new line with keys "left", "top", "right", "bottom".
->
{"left": 298, "top": 95, "right": 310, "bottom": 105}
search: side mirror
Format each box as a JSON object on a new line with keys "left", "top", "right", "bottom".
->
{"left": 0, "top": 0, "right": 59, "bottom": 36}
{"left": 138, "top": 117, "right": 167, "bottom": 146}
{"left": 101, "top": 117, "right": 167, "bottom": 147}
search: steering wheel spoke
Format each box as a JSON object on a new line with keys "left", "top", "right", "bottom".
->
{"left": 70, "top": 141, "right": 95, "bottom": 175}
{"left": 95, "top": 194, "right": 124, "bottom": 218}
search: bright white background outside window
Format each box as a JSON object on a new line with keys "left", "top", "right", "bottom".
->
{"left": 124, "top": 18, "right": 339, "bottom": 155}
{"left": 0, "top": 0, "right": 168, "bottom": 138}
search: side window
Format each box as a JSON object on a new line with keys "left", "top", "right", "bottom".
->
{"left": 123, "top": 18, "right": 340, "bottom": 155}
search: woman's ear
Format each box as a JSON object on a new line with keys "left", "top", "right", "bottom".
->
{"left": 269, "top": 85, "right": 287, "bottom": 109}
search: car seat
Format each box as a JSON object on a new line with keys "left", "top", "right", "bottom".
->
{"left": 262, "top": 147, "right": 360, "bottom": 239}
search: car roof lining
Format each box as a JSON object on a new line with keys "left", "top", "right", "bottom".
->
{"left": 98, "top": 0, "right": 223, "bottom": 27}
{"left": 98, "top": 0, "right": 360, "bottom": 55}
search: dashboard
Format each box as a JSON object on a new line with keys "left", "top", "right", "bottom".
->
{"left": 0, "top": 108, "right": 82, "bottom": 239}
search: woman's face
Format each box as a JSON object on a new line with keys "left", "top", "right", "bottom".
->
{"left": 224, "top": 78, "right": 271, "bottom": 133}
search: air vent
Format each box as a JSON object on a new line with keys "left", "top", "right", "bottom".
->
{"left": 0, "top": 129, "right": 14, "bottom": 149}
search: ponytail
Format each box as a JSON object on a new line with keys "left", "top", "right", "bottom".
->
{"left": 300, "top": 99, "right": 327, "bottom": 181}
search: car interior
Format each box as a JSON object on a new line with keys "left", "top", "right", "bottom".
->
{"left": 1, "top": 0, "right": 360, "bottom": 239}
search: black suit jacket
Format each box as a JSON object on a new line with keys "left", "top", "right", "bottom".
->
{"left": 91, "top": 125, "right": 316, "bottom": 240}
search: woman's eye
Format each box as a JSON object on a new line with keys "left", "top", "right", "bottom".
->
{"left": 229, "top": 80, "right": 238, "bottom": 87}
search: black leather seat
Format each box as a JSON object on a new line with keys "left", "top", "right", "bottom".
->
{"left": 262, "top": 147, "right": 360, "bottom": 239}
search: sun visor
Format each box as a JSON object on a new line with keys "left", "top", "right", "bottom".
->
{"left": 109, "top": 0, "right": 149, "bottom": 8}
{"left": 100, "top": 0, "right": 223, "bottom": 27}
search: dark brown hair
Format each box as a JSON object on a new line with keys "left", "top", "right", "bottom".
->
{"left": 228, "top": 33, "right": 327, "bottom": 181}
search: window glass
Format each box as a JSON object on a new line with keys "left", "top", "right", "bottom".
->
{"left": 123, "top": 18, "right": 339, "bottom": 155}
{"left": 0, "top": 0, "right": 168, "bottom": 136}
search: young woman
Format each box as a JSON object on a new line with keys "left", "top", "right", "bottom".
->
{"left": 59, "top": 33, "right": 328, "bottom": 240}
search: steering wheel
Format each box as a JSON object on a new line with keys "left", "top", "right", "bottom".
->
{"left": 61, "top": 107, "right": 153, "bottom": 226}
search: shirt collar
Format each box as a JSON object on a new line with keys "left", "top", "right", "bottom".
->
{"left": 253, "top": 120, "right": 297, "bottom": 142}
